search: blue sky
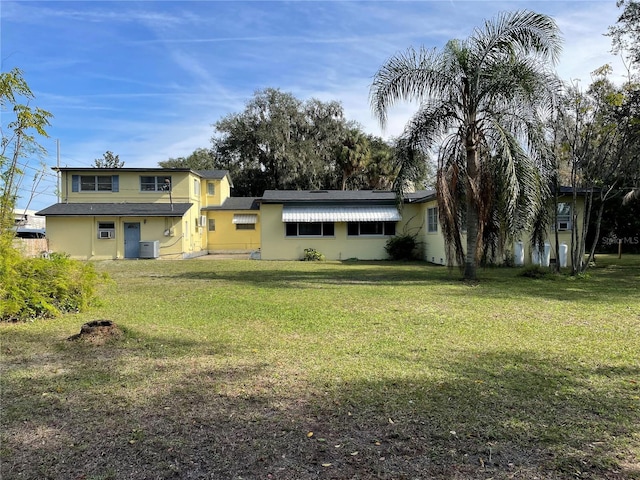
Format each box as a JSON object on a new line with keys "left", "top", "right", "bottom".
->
{"left": 1, "top": 0, "right": 627, "bottom": 212}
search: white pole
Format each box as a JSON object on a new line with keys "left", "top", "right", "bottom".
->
{"left": 56, "top": 139, "right": 61, "bottom": 203}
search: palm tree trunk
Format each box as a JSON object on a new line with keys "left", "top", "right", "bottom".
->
{"left": 464, "top": 193, "right": 479, "bottom": 280}
{"left": 464, "top": 114, "right": 480, "bottom": 281}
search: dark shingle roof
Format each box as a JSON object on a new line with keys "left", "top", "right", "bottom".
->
{"left": 193, "top": 170, "right": 230, "bottom": 180}
{"left": 36, "top": 203, "right": 192, "bottom": 217}
{"left": 261, "top": 189, "right": 436, "bottom": 204}
{"left": 202, "top": 197, "right": 260, "bottom": 211}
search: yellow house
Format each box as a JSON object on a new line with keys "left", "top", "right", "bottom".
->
{"left": 37, "top": 166, "right": 584, "bottom": 267}
{"left": 259, "top": 188, "right": 584, "bottom": 266}
{"left": 36, "top": 167, "right": 259, "bottom": 260}
{"left": 259, "top": 190, "right": 430, "bottom": 261}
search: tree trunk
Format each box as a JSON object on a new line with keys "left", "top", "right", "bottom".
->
{"left": 464, "top": 192, "right": 479, "bottom": 280}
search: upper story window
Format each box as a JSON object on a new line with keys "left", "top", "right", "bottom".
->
{"left": 194, "top": 179, "right": 200, "bottom": 196}
{"left": 141, "top": 176, "right": 171, "bottom": 192}
{"left": 207, "top": 182, "right": 216, "bottom": 195}
{"left": 347, "top": 221, "right": 396, "bottom": 236}
{"left": 286, "top": 222, "right": 334, "bottom": 237}
{"left": 72, "top": 175, "right": 118, "bottom": 192}
{"left": 427, "top": 207, "right": 438, "bottom": 233}
{"left": 557, "top": 203, "right": 572, "bottom": 230}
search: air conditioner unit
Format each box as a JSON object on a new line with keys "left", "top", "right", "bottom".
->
{"left": 558, "top": 221, "right": 570, "bottom": 230}
{"left": 98, "top": 230, "right": 114, "bottom": 239}
{"left": 139, "top": 240, "right": 160, "bottom": 259}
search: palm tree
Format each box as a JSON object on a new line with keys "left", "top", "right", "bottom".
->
{"left": 370, "top": 10, "right": 562, "bottom": 279}
{"left": 336, "top": 128, "right": 371, "bottom": 190}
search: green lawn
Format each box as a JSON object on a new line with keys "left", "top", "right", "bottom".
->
{"left": 1, "top": 256, "right": 639, "bottom": 479}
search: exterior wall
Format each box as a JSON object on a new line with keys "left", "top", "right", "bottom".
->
{"left": 205, "top": 211, "right": 261, "bottom": 252}
{"left": 260, "top": 203, "right": 424, "bottom": 261}
{"left": 415, "top": 195, "right": 585, "bottom": 267}
{"left": 44, "top": 215, "right": 199, "bottom": 260}
{"left": 200, "top": 176, "right": 231, "bottom": 208}
{"left": 61, "top": 170, "right": 192, "bottom": 204}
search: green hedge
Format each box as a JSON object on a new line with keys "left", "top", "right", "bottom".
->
{"left": 1, "top": 240, "right": 100, "bottom": 321}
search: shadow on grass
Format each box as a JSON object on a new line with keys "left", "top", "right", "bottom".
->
{"left": 3, "top": 334, "right": 638, "bottom": 480}
{"left": 175, "top": 263, "right": 456, "bottom": 289}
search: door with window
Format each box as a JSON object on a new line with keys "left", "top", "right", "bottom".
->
{"left": 124, "top": 222, "right": 141, "bottom": 258}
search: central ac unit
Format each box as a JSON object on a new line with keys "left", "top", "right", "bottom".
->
{"left": 139, "top": 240, "right": 160, "bottom": 259}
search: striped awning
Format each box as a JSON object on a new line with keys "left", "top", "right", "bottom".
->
{"left": 232, "top": 214, "right": 258, "bottom": 224}
{"left": 282, "top": 205, "right": 401, "bottom": 223}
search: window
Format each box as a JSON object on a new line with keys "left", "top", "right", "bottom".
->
{"left": 194, "top": 179, "right": 200, "bottom": 196}
{"left": 557, "top": 203, "right": 572, "bottom": 230}
{"left": 347, "top": 222, "right": 395, "bottom": 236}
{"left": 80, "top": 175, "right": 114, "bottom": 192}
{"left": 208, "top": 219, "right": 216, "bottom": 231}
{"left": 97, "top": 222, "right": 115, "bottom": 239}
{"left": 140, "top": 176, "right": 171, "bottom": 192}
{"left": 207, "top": 182, "right": 215, "bottom": 195}
{"left": 285, "top": 222, "right": 334, "bottom": 237}
{"left": 427, "top": 207, "right": 438, "bottom": 233}
{"left": 236, "top": 223, "right": 255, "bottom": 230}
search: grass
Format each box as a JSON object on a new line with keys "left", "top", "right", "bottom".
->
{"left": 1, "top": 255, "right": 639, "bottom": 479}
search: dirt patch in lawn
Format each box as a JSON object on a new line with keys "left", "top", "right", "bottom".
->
{"left": 67, "top": 320, "right": 124, "bottom": 345}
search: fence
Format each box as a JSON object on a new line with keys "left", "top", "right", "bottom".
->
{"left": 12, "top": 238, "right": 49, "bottom": 257}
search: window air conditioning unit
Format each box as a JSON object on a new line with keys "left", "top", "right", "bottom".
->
{"left": 558, "top": 221, "right": 570, "bottom": 230}
{"left": 98, "top": 230, "right": 114, "bottom": 239}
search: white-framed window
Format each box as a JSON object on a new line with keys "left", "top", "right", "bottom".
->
{"left": 427, "top": 207, "right": 438, "bottom": 233}
{"left": 208, "top": 219, "right": 216, "bottom": 231}
{"left": 194, "top": 179, "right": 200, "bottom": 196}
{"left": 140, "top": 176, "right": 171, "bottom": 192}
{"left": 286, "top": 222, "right": 334, "bottom": 237}
{"left": 347, "top": 222, "right": 396, "bottom": 236}
{"left": 557, "top": 203, "right": 572, "bottom": 230}
{"left": 97, "top": 221, "right": 115, "bottom": 239}
{"left": 207, "top": 182, "right": 215, "bottom": 195}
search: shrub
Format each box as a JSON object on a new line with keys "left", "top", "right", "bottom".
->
{"left": 0, "top": 242, "right": 101, "bottom": 321}
{"left": 302, "top": 248, "right": 325, "bottom": 261}
{"left": 519, "top": 265, "right": 550, "bottom": 279}
{"left": 385, "top": 234, "right": 418, "bottom": 260}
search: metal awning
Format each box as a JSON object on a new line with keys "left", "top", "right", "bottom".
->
{"left": 232, "top": 214, "right": 258, "bottom": 224}
{"left": 281, "top": 205, "right": 401, "bottom": 223}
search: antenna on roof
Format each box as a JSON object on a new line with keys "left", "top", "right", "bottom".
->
{"left": 162, "top": 178, "right": 173, "bottom": 211}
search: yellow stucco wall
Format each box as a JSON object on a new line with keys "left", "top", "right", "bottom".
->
{"left": 205, "top": 210, "right": 260, "bottom": 252}
{"left": 44, "top": 215, "right": 207, "bottom": 260}
{"left": 260, "top": 203, "right": 424, "bottom": 261}
{"left": 61, "top": 170, "right": 194, "bottom": 204}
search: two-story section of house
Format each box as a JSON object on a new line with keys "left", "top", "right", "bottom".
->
{"left": 37, "top": 167, "right": 250, "bottom": 260}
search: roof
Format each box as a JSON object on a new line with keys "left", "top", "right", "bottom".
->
{"left": 261, "top": 189, "right": 435, "bottom": 204}
{"left": 193, "top": 169, "right": 230, "bottom": 180}
{"left": 202, "top": 197, "right": 261, "bottom": 211}
{"left": 36, "top": 203, "right": 192, "bottom": 217}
